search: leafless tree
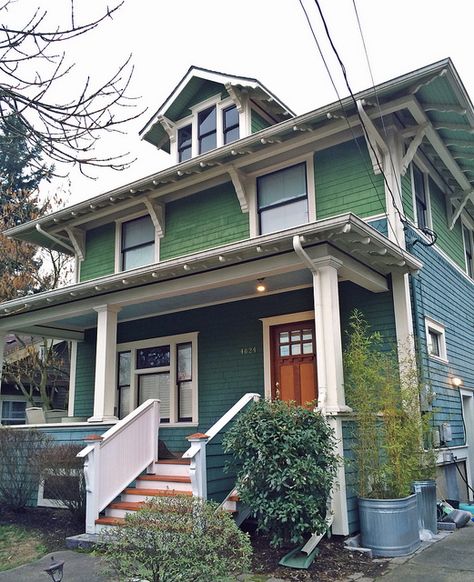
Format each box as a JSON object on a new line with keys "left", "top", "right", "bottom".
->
{"left": 0, "top": 0, "right": 142, "bottom": 175}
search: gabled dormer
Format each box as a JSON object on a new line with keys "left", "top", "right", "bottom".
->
{"left": 140, "top": 66, "right": 294, "bottom": 162}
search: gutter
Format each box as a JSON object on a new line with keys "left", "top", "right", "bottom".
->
{"left": 292, "top": 234, "right": 327, "bottom": 415}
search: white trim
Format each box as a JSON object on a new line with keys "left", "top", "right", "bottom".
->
{"left": 114, "top": 211, "right": 159, "bottom": 273}
{"left": 117, "top": 332, "right": 198, "bottom": 424}
{"left": 462, "top": 222, "right": 474, "bottom": 279}
{"left": 37, "top": 468, "right": 80, "bottom": 509}
{"left": 424, "top": 317, "right": 448, "bottom": 363}
{"left": 260, "top": 311, "right": 314, "bottom": 400}
{"left": 411, "top": 163, "right": 432, "bottom": 230}
{"left": 68, "top": 341, "right": 77, "bottom": 417}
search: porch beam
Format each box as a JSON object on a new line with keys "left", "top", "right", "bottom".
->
{"left": 88, "top": 305, "right": 121, "bottom": 423}
{"left": 227, "top": 165, "right": 249, "bottom": 212}
{"left": 3, "top": 325, "right": 84, "bottom": 341}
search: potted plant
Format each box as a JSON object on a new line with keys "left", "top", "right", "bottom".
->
{"left": 344, "top": 311, "right": 429, "bottom": 557}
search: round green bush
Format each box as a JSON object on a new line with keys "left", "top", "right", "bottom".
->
{"left": 100, "top": 496, "right": 252, "bottom": 581}
{"left": 223, "top": 399, "right": 338, "bottom": 548}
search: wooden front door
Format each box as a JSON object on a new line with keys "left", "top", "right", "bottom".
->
{"left": 270, "top": 321, "right": 318, "bottom": 406}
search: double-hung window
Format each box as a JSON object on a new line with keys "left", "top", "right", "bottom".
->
{"left": 257, "top": 162, "right": 309, "bottom": 235}
{"left": 116, "top": 334, "right": 197, "bottom": 424}
{"left": 223, "top": 105, "right": 239, "bottom": 144}
{"left": 463, "top": 224, "right": 474, "bottom": 278}
{"left": 121, "top": 215, "right": 155, "bottom": 271}
{"left": 198, "top": 106, "right": 217, "bottom": 154}
{"left": 178, "top": 124, "right": 192, "bottom": 162}
{"left": 413, "top": 165, "right": 429, "bottom": 229}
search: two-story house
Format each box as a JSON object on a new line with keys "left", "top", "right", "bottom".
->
{"left": 0, "top": 60, "right": 473, "bottom": 536}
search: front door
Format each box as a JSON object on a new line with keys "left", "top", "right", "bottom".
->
{"left": 270, "top": 321, "right": 318, "bottom": 406}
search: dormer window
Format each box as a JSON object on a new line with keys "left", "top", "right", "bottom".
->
{"left": 198, "top": 106, "right": 217, "bottom": 154}
{"left": 178, "top": 125, "right": 192, "bottom": 162}
{"left": 223, "top": 105, "right": 239, "bottom": 144}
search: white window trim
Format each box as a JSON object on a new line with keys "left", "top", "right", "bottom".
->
{"left": 173, "top": 94, "right": 245, "bottom": 162}
{"left": 37, "top": 468, "right": 80, "bottom": 509}
{"left": 462, "top": 221, "right": 474, "bottom": 279}
{"left": 411, "top": 163, "right": 432, "bottom": 230}
{"left": 248, "top": 154, "right": 316, "bottom": 238}
{"left": 260, "top": 311, "right": 315, "bottom": 400}
{"left": 425, "top": 317, "right": 448, "bottom": 363}
{"left": 114, "top": 211, "right": 160, "bottom": 273}
{"left": 117, "top": 332, "right": 198, "bottom": 426}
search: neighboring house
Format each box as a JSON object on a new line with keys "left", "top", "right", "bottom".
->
{"left": 0, "top": 335, "right": 69, "bottom": 424}
{"left": 0, "top": 60, "right": 473, "bottom": 535}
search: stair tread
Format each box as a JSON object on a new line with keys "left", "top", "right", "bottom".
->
{"left": 124, "top": 487, "right": 193, "bottom": 497}
{"left": 110, "top": 501, "right": 144, "bottom": 510}
{"left": 156, "top": 458, "right": 190, "bottom": 465}
{"left": 228, "top": 495, "right": 240, "bottom": 502}
{"left": 96, "top": 517, "right": 125, "bottom": 525}
{"left": 139, "top": 475, "right": 191, "bottom": 483}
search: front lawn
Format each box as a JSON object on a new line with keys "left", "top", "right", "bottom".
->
{"left": 0, "top": 524, "right": 46, "bottom": 571}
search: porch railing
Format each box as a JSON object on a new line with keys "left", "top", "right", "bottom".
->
{"left": 77, "top": 399, "right": 160, "bottom": 533}
{"left": 183, "top": 393, "right": 260, "bottom": 499}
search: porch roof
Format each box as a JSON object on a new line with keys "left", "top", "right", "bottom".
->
{"left": 0, "top": 214, "right": 421, "bottom": 337}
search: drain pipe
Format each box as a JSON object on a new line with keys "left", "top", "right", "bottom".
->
{"left": 292, "top": 234, "right": 327, "bottom": 415}
{"left": 36, "top": 224, "right": 75, "bottom": 254}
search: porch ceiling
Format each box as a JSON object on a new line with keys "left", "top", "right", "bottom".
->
{"left": 0, "top": 214, "right": 422, "bottom": 337}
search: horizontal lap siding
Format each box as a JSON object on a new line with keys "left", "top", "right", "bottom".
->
{"left": 251, "top": 110, "right": 272, "bottom": 133}
{"left": 342, "top": 420, "right": 359, "bottom": 533}
{"left": 80, "top": 224, "right": 115, "bottom": 282}
{"left": 159, "top": 182, "right": 249, "bottom": 261}
{"left": 74, "top": 330, "right": 96, "bottom": 417}
{"left": 315, "top": 139, "right": 385, "bottom": 220}
{"left": 402, "top": 171, "right": 414, "bottom": 221}
{"left": 409, "top": 228, "right": 474, "bottom": 447}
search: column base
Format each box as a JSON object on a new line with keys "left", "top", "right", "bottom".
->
{"left": 87, "top": 415, "right": 118, "bottom": 423}
{"left": 321, "top": 405, "right": 353, "bottom": 415}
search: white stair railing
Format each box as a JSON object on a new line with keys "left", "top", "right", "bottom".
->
{"left": 77, "top": 399, "right": 160, "bottom": 534}
{"left": 183, "top": 393, "right": 260, "bottom": 499}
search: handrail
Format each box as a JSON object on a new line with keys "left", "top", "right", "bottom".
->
{"left": 183, "top": 392, "right": 260, "bottom": 460}
{"left": 77, "top": 398, "right": 160, "bottom": 534}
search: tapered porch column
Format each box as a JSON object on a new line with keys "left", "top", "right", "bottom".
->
{"left": 88, "top": 305, "right": 121, "bottom": 423}
{"left": 312, "top": 257, "right": 350, "bottom": 414}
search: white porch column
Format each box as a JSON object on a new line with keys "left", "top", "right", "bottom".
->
{"left": 392, "top": 272, "right": 416, "bottom": 365}
{"left": 88, "top": 305, "right": 121, "bottom": 423}
{"left": 312, "top": 257, "right": 350, "bottom": 414}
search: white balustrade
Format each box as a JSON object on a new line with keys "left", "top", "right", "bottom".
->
{"left": 78, "top": 398, "right": 160, "bottom": 533}
{"left": 183, "top": 393, "right": 260, "bottom": 499}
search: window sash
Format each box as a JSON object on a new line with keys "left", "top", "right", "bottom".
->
{"left": 223, "top": 106, "right": 239, "bottom": 145}
{"left": 198, "top": 106, "right": 217, "bottom": 154}
{"left": 463, "top": 225, "right": 473, "bottom": 278}
{"left": 121, "top": 216, "right": 155, "bottom": 271}
{"left": 413, "top": 166, "right": 428, "bottom": 229}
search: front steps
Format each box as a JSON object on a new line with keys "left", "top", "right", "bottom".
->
{"left": 95, "top": 457, "right": 192, "bottom": 531}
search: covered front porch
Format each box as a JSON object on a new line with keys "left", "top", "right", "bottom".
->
{"left": 0, "top": 214, "right": 421, "bottom": 535}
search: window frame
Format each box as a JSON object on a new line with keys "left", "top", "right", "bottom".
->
{"left": 411, "top": 163, "right": 432, "bottom": 230}
{"left": 425, "top": 317, "right": 448, "bottom": 363}
{"left": 172, "top": 95, "right": 242, "bottom": 162}
{"left": 462, "top": 223, "right": 474, "bottom": 279}
{"left": 249, "top": 154, "right": 316, "bottom": 237}
{"left": 0, "top": 398, "right": 27, "bottom": 425}
{"left": 115, "top": 211, "right": 159, "bottom": 273}
{"left": 116, "top": 332, "right": 198, "bottom": 425}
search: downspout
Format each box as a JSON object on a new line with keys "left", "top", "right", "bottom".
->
{"left": 292, "top": 234, "right": 327, "bottom": 415}
{"left": 35, "top": 224, "right": 75, "bottom": 254}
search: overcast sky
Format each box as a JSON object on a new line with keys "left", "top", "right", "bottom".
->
{"left": 39, "top": 0, "right": 474, "bottom": 204}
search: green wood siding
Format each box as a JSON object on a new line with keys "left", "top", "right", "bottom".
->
{"left": 401, "top": 171, "right": 414, "bottom": 221}
{"left": 429, "top": 178, "right": 465, "bottom": 268}
{"left": 80, "top": 224, "right": 115, "bottom": 282}
{"left": 160, "top": 182, "right": 249, "bottom": 260}
{"left": 251, "top": 110, "right": 272, "bottom": 133}
{"left": 314, "top": 139, "right": 385, "bottom": 219}
{"left": 73, "top": 330, "right": 96, "bottom": 417}
{"left": 167, "top": 80, "right": 227, "bottom": 123}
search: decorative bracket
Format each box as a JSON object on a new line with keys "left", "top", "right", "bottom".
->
{"left": 449, "top": 189, "right": 474, "bottom": 230}
{"left": 144, "top": 197, "right": 165, "bottom": 238}
{"left": 157, "top": 115, "right": 176, "bottom": 144}
{"left": 401, "top": 123, "right": 428, "bottom": 175}
{"left": 228, "top": 165, "right": 249, "bottom": 213}
{"left": 356, "top": 100, "right": 388, "bottom": 175}
{"left": 65, "top": 227, "right": 85, "bottom": 261}
{"left": 225, "top": 83, "right": 246, "bottom": 113}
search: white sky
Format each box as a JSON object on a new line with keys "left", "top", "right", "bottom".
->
{"left": 38, "top": 0, "right": 474, "bottom": 205}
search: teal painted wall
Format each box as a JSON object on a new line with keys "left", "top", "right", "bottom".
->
{"left": 160, "top": 182, "right": 249, "bottom": 261}
{"left": 74, "top": 330, "right": 96, "bottom": 417}
{"left": 401, "top": 171, "right": 414, "bottom": 222}
{"left": 80, "top": 224, "right": 115, "bottom": 282}
{"left": 314, "top": 139, "right": 385, "bottom": 220}
{"left": 251, "top": 110, "right": 272, "bottom": 133}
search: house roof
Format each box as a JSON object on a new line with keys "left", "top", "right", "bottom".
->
{"left": 4, "top": 58, "right": 474, "bottom": 252}
{"left": 140, "top": 65, "right": 295, "bottom": 151}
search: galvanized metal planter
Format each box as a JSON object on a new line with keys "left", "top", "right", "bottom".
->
{"left": 358, "top": 494, "right": 421, "bottom": 557}
{"left": 412, "top": 479, "right": 437, "bottom": 535}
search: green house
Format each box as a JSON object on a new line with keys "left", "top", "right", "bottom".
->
{"left": 1, "top": 61, "right": 474, "bottom": 536}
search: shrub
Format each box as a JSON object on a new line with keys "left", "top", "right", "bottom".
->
{"left": 0, "top": 427, "right": 52, "bottom": 510}
{"left": 223, "top": 399, "right": 338, "bottom": 548}
{"left": 100, "top": 496, "right": 252, "bottom": 582}
{"left": 36, "top": 443, "right": 86, "bottom": 522}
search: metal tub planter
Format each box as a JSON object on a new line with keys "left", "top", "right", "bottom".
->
{"left": 358, "top": 494, "right": 421, "bottom": 557}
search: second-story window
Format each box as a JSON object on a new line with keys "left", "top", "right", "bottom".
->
{"left": 413, "top": 165, "right": 428, "bottom": 229}
{"left": 257, "top": 163, "right": 308, "bottom": 235}
{"left": 463, "top": 224, "right": 474, "bottom": 278}
{"left": 178, "top": 124, "right": 192, "bottom": 162}
{"left": 198, "top": 106, "right": 217, "bottom": 154}
{"left": 121, "top": 215, "right": 155, "bottom": 271}
{"left": 223, "top": 105, "right": 239, "bottom": 144}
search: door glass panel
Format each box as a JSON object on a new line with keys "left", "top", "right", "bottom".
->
{"left": 179, "top": 381, "right": 193, "bottom": 421}
{"left": 302, "top": 329, "right": 312, "bottom": 341}
{"left": 139, "top": 373, "right": 170, "bottom": 421}
{"left": 280, "top": 345, "right": 290, "bottom": 357}
{"left": 177, "top": 343, "right": 192, "bottom": 381}
{"left": 137, "top": 345, "right": 170, "bottom": 369}
{"left": 291, "top": 344, "right": 301, "bottom": 355}
{"left": 279, "top": 332, "right": 289, "bottom": 343}
{"left": 303, "top": 342, "right": 313, "bottom": 354}
{"left": 291, "top": 331, "right": 301, "bottom": 342}
{"left": 118, "top": 352, "right": 131, "bottom": 386}
{"left": 119, "top": 386, "right": 131, "bottom": 419}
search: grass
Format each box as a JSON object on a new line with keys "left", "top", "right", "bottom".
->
{"left": 0, "top": 524, "right": 47, "bottom": 571}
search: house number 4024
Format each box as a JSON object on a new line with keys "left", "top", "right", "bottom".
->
{"left": 240, "top": 346, "right": 257, "bottom": 355}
